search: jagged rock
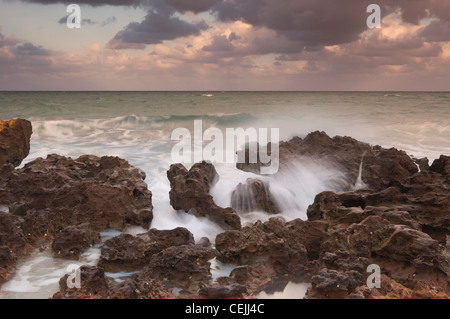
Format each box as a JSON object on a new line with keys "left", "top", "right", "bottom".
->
{"left": 231, "top": 178, "right": 279, "bottom": 214}
{"left": 413, "top": 157, "right": 430, "bottom": 172}
{"left": 374, "top": 226, "right": 442, "bottom": 267}
{"left": 0, "top": 246, "right": 16, "bottom": 285}
{"left": 0, "top": 211, "right": 28, "bottom": 255}
{"left": 0, "top": 119, "right": 32, "bottom": 167}
{"left": 142, "top": 244, "right": 216, "bottom": 291}
{"left": 0, "top": 154, "right": 153, "bottom": 237}
{"left": 52, "top": 224, "right": 100, "bottom": 260}
{"left": 215, "top": 218, "right": 326, "bottom": 281}
{"left": 54, "top": 265, "right": 110, "bottom": 299}
{"left": 308, "top": 268, "right": 364, "bottom": 298}
{"left": 52, "top": 265, "right": 172, "bottom": 299}
{"left": 167, "top": 161, "right": 241, "bottom": 230}
{"left": 98, "top": 227, "right": 195, "bottom": 272}
{"left": 430, "top": 155, "right": 450, "bottom": 175}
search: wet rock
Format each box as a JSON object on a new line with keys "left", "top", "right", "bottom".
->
{"left": 430, "top": 155, "right": 450, "bottom": 175}
{"left": 374, "top": 226, "right": 442, "bottom": 267}
{"left": 0, "top": 154, "right": 154, "bottom": 235}
{"left": 54, "top": 265, "right": 110, "bottom": 299}
{"left": 198, "top": 283, "right": 247, "bottom": 298}
{"left": 413, "top": 157, "right": 430, "bottom": 172}
{"left": 231, "top": 178, "right": 279, "bottom": 214}
{"left": 98, "top": 227, "right": 195, "bottom": 272}
{"left": 0, "top": 246, "right": 16, "bottom": 285}
{"left": 361, "top": 147, "right": 419, "bottom": 190}
{"left": 215, "top": 218, "right": 325, "bottom": 280}
{"left": 242, "top": 131, "right": 418, "bottom": 191}
{"left": 52, "top": 224, "right": 100, "bottom": 260}
{"left": 0, "top": 211, "right": 28, "bottom": 255}
{"left": 0, "top": 119, "right": 32, "bottom": 167}
{"left": 142, "top": 244, "right": 216, "bottom": 291}
{"left": 109, "top": 277, "right": 172, "bottom": 299}
{"left": 308, "top": 268, "right": 364, "bottom": 298}
{"left": 52, "top": 265, "right": 173, "bottom": 299}
{"left": 167, "top": 161, "right": 241, "bottom": 230}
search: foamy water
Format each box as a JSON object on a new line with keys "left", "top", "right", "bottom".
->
{"left": 0, "top": 91, "right": 448, "bottom": 298}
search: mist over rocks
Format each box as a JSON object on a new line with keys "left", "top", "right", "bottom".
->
{"left": 238, "top": 131, "right": 419, "bottom": 191}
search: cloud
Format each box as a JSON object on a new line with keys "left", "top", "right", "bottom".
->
{"left": 14, "top": 42, "right": 51, "bottom": 56}
{"left": 101, "top": 16, "right": 118, "bottom": 26}
{"left": 419, "top": 20, "right": 450, "bottom": 42}
{"left": 108, "top": 10, "right": 209, "bottom": 49}
{"left": 164, "top": 0, "right": 221, "bottom": 13}
{"left": 58, "top": 16, "right": 98, "bottom": 25}
{"left": 21, "top": 0, "right": 144, "bottom": 6}
{"left": 202, "top": 35, "right": 234, "bottom": 52}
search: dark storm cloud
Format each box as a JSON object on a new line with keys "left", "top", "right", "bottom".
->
{"left": 164, "top": 0, "right": 221, "bottom": 13}
{"left": 108, "top": 10, "right": 208, "bottom": 48}
{"left": 419, "top": 20, "right": 450, "bottom": 42}
{"left": 212, "top": 0, "right": 450, "bottom": 50}
{"left": 14, "top": 42, "right": 51, "bottom": 56}
{"left": 21, "top": 0, "right": 220, "bottom": 12}
{"left": 202, "top": 35, "right": 234, "bottom": 52}
{"left": 212, "top": 0, "right": 376, "bottom": 48}
{"left": 20, "top": 0, "right": 143, "bottom": 6}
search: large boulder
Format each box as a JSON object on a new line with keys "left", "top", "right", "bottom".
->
{"left": 0, "top": 119, "right": 32, "bottom": 167}
{"left": 215, "top": 217, "right": 328, "bottom": 281}
{"left": 167, "top": 161, "right": 241, "bottom": 230}
{"left": 98, "top": 227, "right": 195, "bottom": 272}
{"left": 0, "top": 154, "right": 154, "bottom": 238}
{"left": 142, "top": 244, "right": 216, "bottom": 291}
{"left": 430, "top": 155, "right": 450, "bottom": 175}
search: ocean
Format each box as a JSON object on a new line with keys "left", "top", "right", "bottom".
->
{"left": 0, "top": 91, "right": 449, "bottom": 298}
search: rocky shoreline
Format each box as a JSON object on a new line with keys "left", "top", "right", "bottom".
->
{"left": 0, "top": 119, "right": 448, "bottom": 299}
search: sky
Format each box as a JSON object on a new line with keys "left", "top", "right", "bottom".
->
{"left": 0, "top": 0, "right": 450, "bottom": 91}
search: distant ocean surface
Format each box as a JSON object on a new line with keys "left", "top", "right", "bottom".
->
{"left": 0, "top": 91, "right": 449, "bottom": 298}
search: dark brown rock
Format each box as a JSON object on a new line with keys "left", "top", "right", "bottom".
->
{"left": 0, "top": 246, "right": 16, "bottom": 285}
{"left": 231, "top": 178, "right": 279, "bottom": 214}
{"left": 98, "top": 227, "right": 195, "bottom": 272}
{"left": 430, "top": 155, "right": 450, "bottom": 175}
{"left": 0, "top": 119, "right": 32, "bottom": 167}
{"left": 143, "top": 244, "right": 216, "bottom": 290}
{"left": 52, "top": 224, "right": 100, "bottom": 260}
{"left": 309, "top": 268, "right": 364, "bottom": 298}
{"left": 167, "top": 161, "right": 241, "bottom": 230}
{"left": 54, "top": 265, "right": 110, "bottom": 299}
{"left": 215, "top": 218, "right": 324, "bottom": 281}
{"left": 0, "top": 154, "right": 153, "bottom": 235}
